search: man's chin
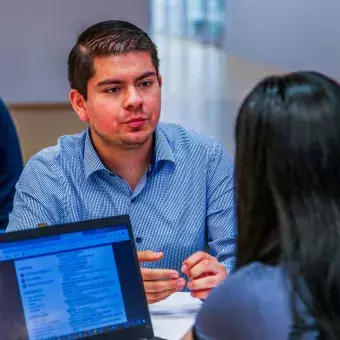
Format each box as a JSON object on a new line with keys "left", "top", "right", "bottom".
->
{"left": 120, "top": 136, "right": 150, "bottom": 149}
{"left": 122, "top": 129, "right": 153, "bottom": 145}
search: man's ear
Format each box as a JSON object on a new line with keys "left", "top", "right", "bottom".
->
{"left": 157, "top": 74, "right": 163, "bottom": 88}
{"left": 69, "top": 89, "right": 89, "bottom": 122}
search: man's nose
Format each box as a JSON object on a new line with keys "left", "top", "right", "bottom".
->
{"left": 123, "top": 87, "right": 143, "bottom": 109}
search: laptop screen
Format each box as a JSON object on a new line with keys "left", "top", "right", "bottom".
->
{"left": 0, "top": 222, "right": 152, "bottom": 340}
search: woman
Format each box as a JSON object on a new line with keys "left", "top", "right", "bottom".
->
{"left": 183, "top": 71, "right": 340, "bottom": 339}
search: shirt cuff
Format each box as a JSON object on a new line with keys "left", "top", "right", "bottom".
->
{"left": 221, "top": 257, "right": 236, "bottom": 274}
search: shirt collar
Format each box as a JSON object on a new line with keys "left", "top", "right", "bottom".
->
{"left": 84, "top": 129, "right": 107, "bottom": 179}
{"left": 84, "top": 125, "right": 176, "bottom": 179}
{"left": 152, "top": 124, "right": 175, "bottom": 169}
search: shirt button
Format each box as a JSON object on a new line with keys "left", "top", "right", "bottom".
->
{"left": 131, "top": 198, "right": 136, "bottom": 203}
{"left": 136, "top": 237, "right": 142, "bottom": 244}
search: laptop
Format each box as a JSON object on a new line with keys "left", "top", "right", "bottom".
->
{"left": 0, "top": 215, "right": 166, "bottom": 340}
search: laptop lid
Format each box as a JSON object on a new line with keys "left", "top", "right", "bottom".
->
{"left": 0, "top": 215, "right": 154, "bottom": 340}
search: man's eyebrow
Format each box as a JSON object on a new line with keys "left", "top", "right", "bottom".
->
{"left": 97, "top": 79, "right": 123, "bottom": 87}
{"left": 135, "top": 71, "right": 157, "bottom": 81}
{"left": 96, "top": 71, "right": 157, "bottom": 87}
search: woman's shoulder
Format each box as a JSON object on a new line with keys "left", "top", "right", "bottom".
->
{"left": 231, "top": 261, "right": 286, "bottom": 284}
{"left": 194, "top": 262, "right": 292, "bottom": 340}
{"left": 216, "top": 262, "right": 290, "bottom": 310}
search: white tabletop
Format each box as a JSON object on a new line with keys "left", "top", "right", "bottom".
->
{"left": 149, "top": 292, "right": 202, "bottom": 340}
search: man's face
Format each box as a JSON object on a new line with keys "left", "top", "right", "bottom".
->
{"left": 74, "top": 52, "right": 162, "bottom": 149}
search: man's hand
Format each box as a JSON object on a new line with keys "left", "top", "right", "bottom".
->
{"left": 182, "top": 251, "right": 227, "bottom": 299}
{"left": 138, "top": 250, "right": 186, "bottom": 304}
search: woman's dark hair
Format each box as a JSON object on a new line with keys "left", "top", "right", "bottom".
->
{"left": 68, "top": 20, "right": 159, "bottom": 100}
{"left": 235, "top": 71, "right": 340, "bottom": 338}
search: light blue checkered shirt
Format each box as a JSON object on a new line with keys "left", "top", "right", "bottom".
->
{"left": 7, "top": 122, "right": 236, "bottom": 274}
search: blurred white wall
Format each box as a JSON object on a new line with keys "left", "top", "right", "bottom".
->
{"left": 225, "top": 0, "right": 340, "bottom": 77}
{"left": 0, "top": 0, "right": 149, "bottom": 104}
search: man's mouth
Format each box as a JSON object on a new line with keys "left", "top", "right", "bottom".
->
{"left": 123, "top": 117, "right": 148, "bottom": 128}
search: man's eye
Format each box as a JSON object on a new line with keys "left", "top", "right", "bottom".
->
{"left": 139, "top": 81, "right": 153, "bottom": 87}
{"left": 105, "top": 87, "right": 121, "bottom": 93}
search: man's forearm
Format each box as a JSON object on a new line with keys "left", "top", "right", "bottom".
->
{"left": 181, "top": 328, "right": 194, "bottom": 340}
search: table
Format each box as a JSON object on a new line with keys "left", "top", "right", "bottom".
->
{"left": 149, "top": 292, "right": 202, "bottom": 340}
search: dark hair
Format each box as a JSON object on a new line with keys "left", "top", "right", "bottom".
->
{"left": 235, "top": 71, "right": 340, "bottom": 338}
{"left": 67, "top": 20, "right": 160, "bottom": 100}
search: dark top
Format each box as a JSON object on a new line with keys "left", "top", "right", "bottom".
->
{"left": 194, "top": 262, "right": 318, "bottom": 339}
{"left": 0, "top": 99, "right": 23, "bottom": 229}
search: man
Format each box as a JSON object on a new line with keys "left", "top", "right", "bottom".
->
{"left": 7, "top": 21, "right": 236, "bottom": 304}
{"left": 0, "top": 98, "right": 23, "bottom": 230}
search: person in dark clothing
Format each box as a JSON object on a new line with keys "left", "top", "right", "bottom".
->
{"left": 0, "top": 99, "right": 23, "bottom": 229}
